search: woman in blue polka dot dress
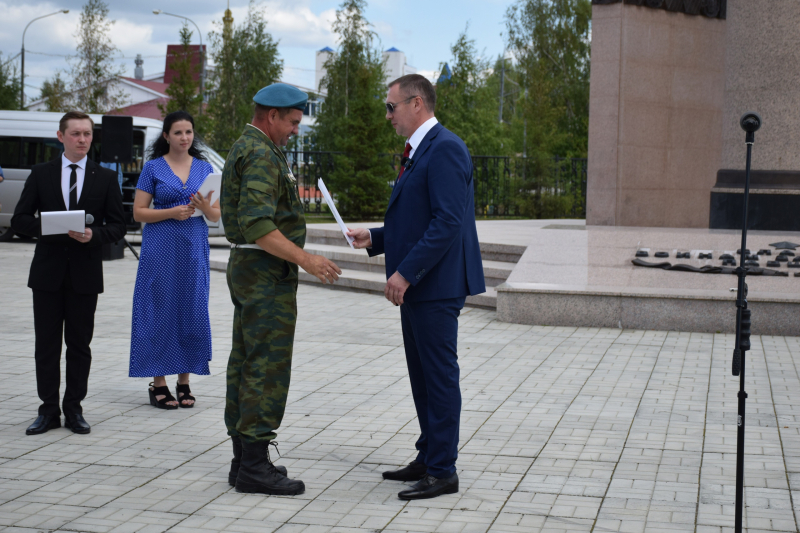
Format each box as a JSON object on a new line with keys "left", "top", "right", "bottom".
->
{"left": 129, "top": 111, "right": 219, "bottom": 409}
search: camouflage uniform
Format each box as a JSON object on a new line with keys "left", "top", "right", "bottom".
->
{"left": 221, "top": 125, "right": 306, "bottom": 444}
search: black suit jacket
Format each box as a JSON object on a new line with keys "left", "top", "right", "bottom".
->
{"left": 11, "top": 158, "right": 126, "bottom": 294}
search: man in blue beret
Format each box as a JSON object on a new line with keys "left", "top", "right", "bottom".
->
{"left": 221, "top": 83, "right": 341, "bottom": 495}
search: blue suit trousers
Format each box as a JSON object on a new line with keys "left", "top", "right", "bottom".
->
{"left": 400, "top": 295, "right": 466, "bottom": 478}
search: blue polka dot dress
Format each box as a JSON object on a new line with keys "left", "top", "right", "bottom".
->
{"left": 129, "top": 157, "right": 213, "bottom": 377}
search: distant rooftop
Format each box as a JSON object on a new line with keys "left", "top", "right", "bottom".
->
{"left": 437, "top": 63, "right": 452, "bottom": 84}
{"left": 385, "top": 47, "right": 401, "bottom": 52}
{"left": 319, "top": 46, "right": 334, "bottom": 52}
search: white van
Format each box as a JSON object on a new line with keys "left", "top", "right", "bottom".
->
{"left": 0, "top": 110, "right": 226, "bottom": 241}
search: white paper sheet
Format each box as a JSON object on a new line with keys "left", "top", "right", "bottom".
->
{"left": 317, "top": 179, "right": 355, "bottom": 249}
{"left": 41, "top": 210, "right": 85, "bottom": 235}
{"left": 191, "top": 173, "right": 222, "bottom": 217}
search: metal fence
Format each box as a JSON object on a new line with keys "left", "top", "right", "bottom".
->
{"left": 282, "top": 151, "right": 588, "bottom": 218}
{"left": 472, "top": 156, "right": 587, "bottom": 218}
{"left": 284, "top": 150, "right": 339, "bottom": 215}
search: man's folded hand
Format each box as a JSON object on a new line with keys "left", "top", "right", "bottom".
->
{"left": 385, "top": 271, "right": 410, "bottom": 306}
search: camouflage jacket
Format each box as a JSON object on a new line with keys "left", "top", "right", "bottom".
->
{"left": 221, "top": 125, "right": 306, "bottom": 249}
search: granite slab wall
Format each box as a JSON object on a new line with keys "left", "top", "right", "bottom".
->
{"left": 497, "top": 285, "right": 800, "bottom": 336}
{"left": 720, "top": 0, "right": 800, "bottom": 172}
{"left": 586, "top": 2, "right": 727, "bottom": 228}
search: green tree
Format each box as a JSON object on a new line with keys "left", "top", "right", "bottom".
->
{"left": 435, "top": 27, "right": 509, "bottom": 156}
{"left": 503, "top": 0, "right": 591, "bottom": 218}
{"left": 159, "top": 24, "right": 203, "bottom": 118}
{"left": 313, "top": 0, "right": 399, "bottom": 219}
{"left": 505, "top": 0, "right": 591, "bottom": 158}
{"left": 205, "top": 0, "right": 282, "bottom": 152}
{"left": 70, "top": 0, "right": 127, "bottom": 113}
{"left": 39, "top": 72, "right": 70, "bottom": 112}
{"left": 0, "top": 53, "right": 21, "bottom": 110}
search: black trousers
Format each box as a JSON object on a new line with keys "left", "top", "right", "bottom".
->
{"left": 400, "top": 296, "right": 465, "bottom": 479}
{"left": 32, "top": 269, "right": 98, "bottom": 417}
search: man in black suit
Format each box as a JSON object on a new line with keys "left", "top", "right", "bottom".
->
{"left": 11, "top": 111, "right": 126, "bottom": 435}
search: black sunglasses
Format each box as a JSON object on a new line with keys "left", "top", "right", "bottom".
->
{"left": 385, "top": 95, "right": 419, "bottom": 114}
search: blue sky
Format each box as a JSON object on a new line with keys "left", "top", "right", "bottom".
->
{"left": 3, "top": 0, "right": 515, "bottom": 101}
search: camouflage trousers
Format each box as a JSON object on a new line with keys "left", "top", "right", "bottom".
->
{"left": 225, "top": 248, "right": 298, "bottom": 443}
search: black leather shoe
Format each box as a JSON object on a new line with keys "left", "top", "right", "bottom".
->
{"left": 26, "top": 415, "right": 61, "bottom": 435}
{"left": 228, "top": 436, "right": 286, "bottom": 486}
{"left": 64, "top": 414, "right": 91, "bottom": 434}
{"left": 383, "top": 460, "right": 427, "bottom": 481}
{"left": 398, "top": 473, "right": 459, "bottom": 500}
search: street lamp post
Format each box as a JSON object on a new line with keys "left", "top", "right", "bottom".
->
{"left": 153, "top": 9, "right": 205, "bottom": 114}
{"left": 21, "top": 9, "right": 69, "bottom": 108}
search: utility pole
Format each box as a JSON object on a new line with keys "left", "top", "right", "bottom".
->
{"left": 21, "top": 10, "right": 69, "bottom": 108}
{"left": 521, "top": 88, "right": 528, "bottom": 157}
{"left": 153, "top": 10, "right": 205, "bottom": 115}
{"left": 499, "top": 49, "right": 505, "bottom": 123}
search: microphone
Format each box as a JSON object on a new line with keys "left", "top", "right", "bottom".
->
{"left": 85, "top": 213, "right": 94, "bottom": 225}
{"left": 740, "top": 112, "right": 762, "bottom": 133}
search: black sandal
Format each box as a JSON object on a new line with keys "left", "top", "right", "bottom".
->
{"left": 149, "top": 382, "right": 178, "bottom": 409}
{"left": 176, "top": 381, "right": 195, "bottom": 408}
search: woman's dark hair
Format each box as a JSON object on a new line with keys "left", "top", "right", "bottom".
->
{"left": 146, "top": 111, "right": 207, "bottom": 161}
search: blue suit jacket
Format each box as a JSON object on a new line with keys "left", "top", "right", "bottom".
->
{"left": 369, "top": 123, "right": 485, "bottom": 303}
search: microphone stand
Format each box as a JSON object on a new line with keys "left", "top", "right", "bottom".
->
{"left": 123, "top": 238, "right": 139, "bottom": 260}
{"left": 731, "top": 111, "right": 761, "bottom": 533}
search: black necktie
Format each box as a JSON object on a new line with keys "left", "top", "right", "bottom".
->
{"left": 68, "top": 164, "right": 78, "bottom": 210}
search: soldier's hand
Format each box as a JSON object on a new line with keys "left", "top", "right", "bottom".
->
{"left": 171, "top": 204, "right": 196, "bottom": 220}
{"left": 346, "top": 227, "right": 372, "bottom": 249}
{"left": 302, "top": 253, "right": 342, "bottom": 284}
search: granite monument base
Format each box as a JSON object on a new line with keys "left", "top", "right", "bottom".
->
{"left": 496, "top": 224, "right": 800, "bottom": 335}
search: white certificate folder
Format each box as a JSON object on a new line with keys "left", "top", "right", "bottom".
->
{"left": 191, "top": 173, "right": 222, "bottom": 217}
{"left": 318, "top": 179, "right": 354, "bottom": 248}
{"left": 41, "top": 210, "right": 85, "bottom": 235}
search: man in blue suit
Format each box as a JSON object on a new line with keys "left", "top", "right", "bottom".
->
{"left": 348, "top": 74, "right": 485, "bottom": 500}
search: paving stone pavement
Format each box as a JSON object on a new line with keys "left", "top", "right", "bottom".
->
{"left": 1, "top": 241, "right": 800, "bottom": 533}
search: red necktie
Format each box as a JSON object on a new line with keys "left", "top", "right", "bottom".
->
{"left": 398, "top": 142, "right": 412, "bottom": 180}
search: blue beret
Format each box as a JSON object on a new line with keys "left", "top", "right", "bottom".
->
{"left": 252, "top": 83, "right": 308, "bottom": 110}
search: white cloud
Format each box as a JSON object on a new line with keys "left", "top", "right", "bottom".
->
{"left": 267, "top": 5, "right": 337, "bottom": 48}
{"left": 371, "top": 20, "right": 395, "bottom": 47}
{"left": 112, "top": 20, "right": 155, "bottom": 52}
{"left": 1, "top": 2, "right": 76, "bottom": 51}
{"left": 210, "top": 1, "right": 337, "bottom": 49}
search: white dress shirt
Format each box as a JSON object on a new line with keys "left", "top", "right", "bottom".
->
{"left": 61, "top": 154, "right": 87, "bottom": 210}
{"left": 406, "top": 117, "right": 439, "bottom": 158}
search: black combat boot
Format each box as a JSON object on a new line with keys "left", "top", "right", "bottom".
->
{"left": 235, "top": 440, "right": 304, "bottom": 495}
{"left": 229, "top": 436, "right": 287, "bottom": 486}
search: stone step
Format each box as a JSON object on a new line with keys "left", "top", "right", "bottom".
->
{"left": 298, "top": 268, "right": 497, "bottom": 309}
{"left": 305, "top": 227, "right": 526, "bottom": 263}
{"left": 302, "top": 242, "right": 513, "bottom": 286}
{"left": 210, "top": 226, "right": 521, "bottom": 309}
{"left": 210, "top": 256, "right": 498, "bottom": 309}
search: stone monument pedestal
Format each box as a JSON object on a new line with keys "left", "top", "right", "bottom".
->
{"left": 587, "top": 0, "right": 800, "bottom": 231}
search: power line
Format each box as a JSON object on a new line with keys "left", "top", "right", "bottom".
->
{"left": 1, "top": 52, "right": 21, "bottom": 66}
{"left": 118, "top": 54, "right": 167, "bottom": 59}
{"left": 25, "top": 50, "right": 73, "bottom": 58}
{"left": 22, "top": 51, "right": 318, "bottom": 75}
{"left": 25, "top": 50, "right": 167, "bottom": 60}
